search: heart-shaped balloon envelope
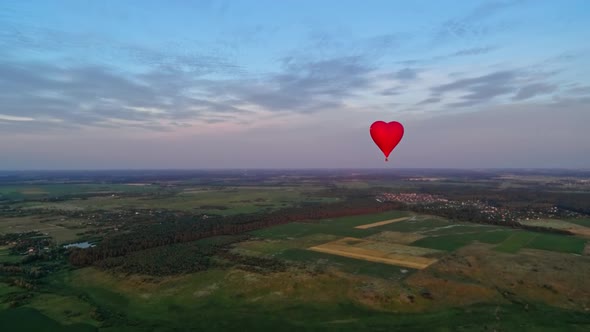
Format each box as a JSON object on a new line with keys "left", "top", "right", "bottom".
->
{"left": 370, "top": 121, "right": 404, "bottom": 161}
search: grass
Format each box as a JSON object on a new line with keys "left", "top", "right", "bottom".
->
{"left": 411, "top": 230, "right": 512, "bottom": 251}
{"left": 0, "top": 247, "right": 23, "bottom": 263}
{"left": 20, "top": 186, "right": 328, "bottom": 216}
{"left": 525, "top": 233, "right": 587, "bottom": 254}
{"left": 24, "top": 294, "right": 99, "bottom": 327}
{"left": 278, "top": 248, "right": 413, "bottom": 280}
{"left": 376, "top": 218, "right": 450, "bottom": 233}
{"left": 234, "top": 234, "right": 340, "bottom": 256}
{"left": 13, "top": 282, "right": 590, "bottom": 332}
{"left": 0, "top": 307, "right": 96, "bottom": 332}
{"left": 0, "top": 216, "right": 93, "bottom": 244}
{"left": 568, "top": 218, "right": 590, "bottom": 228}
{"left": 0, "top": 183, "right": 158, "bottom": 200}
{"left": 494, "top": 231, "right": 539, "bottom": 253}
{"left": 0, "top": 282, "right": 23, "bottom": 297}
{"left": 251, "top": 211, "right": 409, "bottom": 239}
{"left": 422, "top": 223, "right": 506, "bottom": 236}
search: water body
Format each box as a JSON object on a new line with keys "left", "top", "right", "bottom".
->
{"left": 63, "top": 241, "right": 95, "bottom": 249}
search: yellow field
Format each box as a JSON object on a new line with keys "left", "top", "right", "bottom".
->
{"left": 570, "top": 227, "right": 590, "bottom": 238}
{"left": 308, "top": 237, "right": 438, "bottom": 270}
{"left": 354, "top": 217, "right": 410, "bottom": 229}
{"left": 20, "top": 188, "right": 48, "bottom": 194}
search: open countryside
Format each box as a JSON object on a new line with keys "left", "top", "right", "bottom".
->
{"left": 2, "top": 170, "right": 589, "bottom": 331}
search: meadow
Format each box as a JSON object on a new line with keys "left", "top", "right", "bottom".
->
{"left": 15, "top": 185, "right": 338, "bottom": 216}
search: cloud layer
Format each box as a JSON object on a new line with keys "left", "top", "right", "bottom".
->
{"left": 1, "top": 0, "right": 589, "bottom": 168}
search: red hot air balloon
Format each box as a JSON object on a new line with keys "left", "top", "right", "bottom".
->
{"left": 370, "top": 121, "right": 404, "bottom": 161}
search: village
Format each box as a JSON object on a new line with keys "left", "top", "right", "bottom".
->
{"left": 376, "top": 192, "right": 579, "bottom": 224}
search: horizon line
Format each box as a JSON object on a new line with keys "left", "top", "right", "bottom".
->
{"left": 1, "top": 167, "right": 589, "bottom": 172}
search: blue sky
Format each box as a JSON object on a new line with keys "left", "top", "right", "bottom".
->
{"left": 1, "top": 0, "right": 589, "bottom": 169}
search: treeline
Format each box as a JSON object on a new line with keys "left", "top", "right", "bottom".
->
{"left": 68, "top": 199, "right": 403, "bottom": 266}
{"left": 94, "top": 235, "right": 248, "bottom": 276}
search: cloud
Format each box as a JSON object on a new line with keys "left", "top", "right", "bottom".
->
{"left": 0, "top": 54, "right": 378, "bottom": 132}
{"left": 380, "top": 88, "right": 400, "bottom": 96}
{"left": 392, "top": 68, "right": 419, "bottom": 80}
{"left": 430, "top": 70, "right": 516, "bottom": 107}
{"left": 0, "top": 60, "right": 210, "bottom": 131}
{"left": 565, "top": 86, "right": 590, "bottom": 96}
{"left": 417, "top": 97, "right": 441, "bottom": 105}
{"left": 513, "top": 83, "right": 557, "bottom": 100}
{"left": 395, "top": 46, "right": 496, "bottom": 66}
{"left": 433, "top": 0, "right": 523, "bottom": 43}
{"left": 450, "top": 46, "right": 496, "bottom": 57}
{"left": 304, "top": 30, "right": 405, "bottom": 60}
{"left": 0, "top": 17, "right": 241, "bottom": 76}
{"left": 0, "top": 114, "right": 34, "bottom": 121}
{"left": 4, "top": 96, "right": 587, "bottom": 169}
{"left": 426, "top": 69, "right": 559, "bottom": 108}
{"left": 198, "top": 56, "right": 375, "bottom": 113}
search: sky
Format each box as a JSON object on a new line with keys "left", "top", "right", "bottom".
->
{"left": 1, "top": 0, "right": 589, "bottom": 169}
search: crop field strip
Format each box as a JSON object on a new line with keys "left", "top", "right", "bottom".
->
{"left": 366, "top": 231, "right": 425, "bottom": 244}
{"left": 308, "top": 237, "right": 438, "bottom": 269}
{"left": 354, "top": 217, "right": 410, "bottom": 229}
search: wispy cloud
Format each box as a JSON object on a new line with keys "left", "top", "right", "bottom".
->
{"left": 433, "top": 0, "right": 524, "bottom": 43}
{"left": 513, "top": 83, "right": 557, "bottom": 101}
{"left": 424, "top": 69, "right": 561, "bottom": 108}
{"left": 0, "top": 53, "right": 379, "bottom": 132}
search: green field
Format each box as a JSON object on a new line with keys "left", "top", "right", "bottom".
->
{"left": 0, "top": 308, "right": 96, "bottom": 332}
{"left": 29, "top": 260, "right": 590, "bottom": 332}
{"left": 494, "top": 231, "right": 539, "bottom": 253}
{"left": 0, "top": 184, "right": 159, "bottom": 200}
{"left": 412, "top": 226, "right": 587, "bottom": 254}
{"left": 374, "top": 218, "right": 450, "bottom": 233}
{"left": 9, "top": 275, "right": 590, "bottom": 332}
{"left": 0, "top": 216, "right": 94, "bottom": 244}
{"left": 0, "top": 282, "right": 23, "bottom": 298}
{"left": 568, "top": 218, "right": 590, "bottom": 228}
{"left": 411, "top": 229, "right": 511, "bottom": 251}
{"left": 251, "top": 211, "right": 409, "bottom": 239}
{"left": 278, "top": 248, "right": 413, "bottom": 280}
{"left": 17, "top": 186, "right": 336, "bottom": 215}
{"left": 526, "top": 233, "right": 587, "bottom": 254}
{"left": 0, "top": 246, "right": 24, "bottom": 263}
